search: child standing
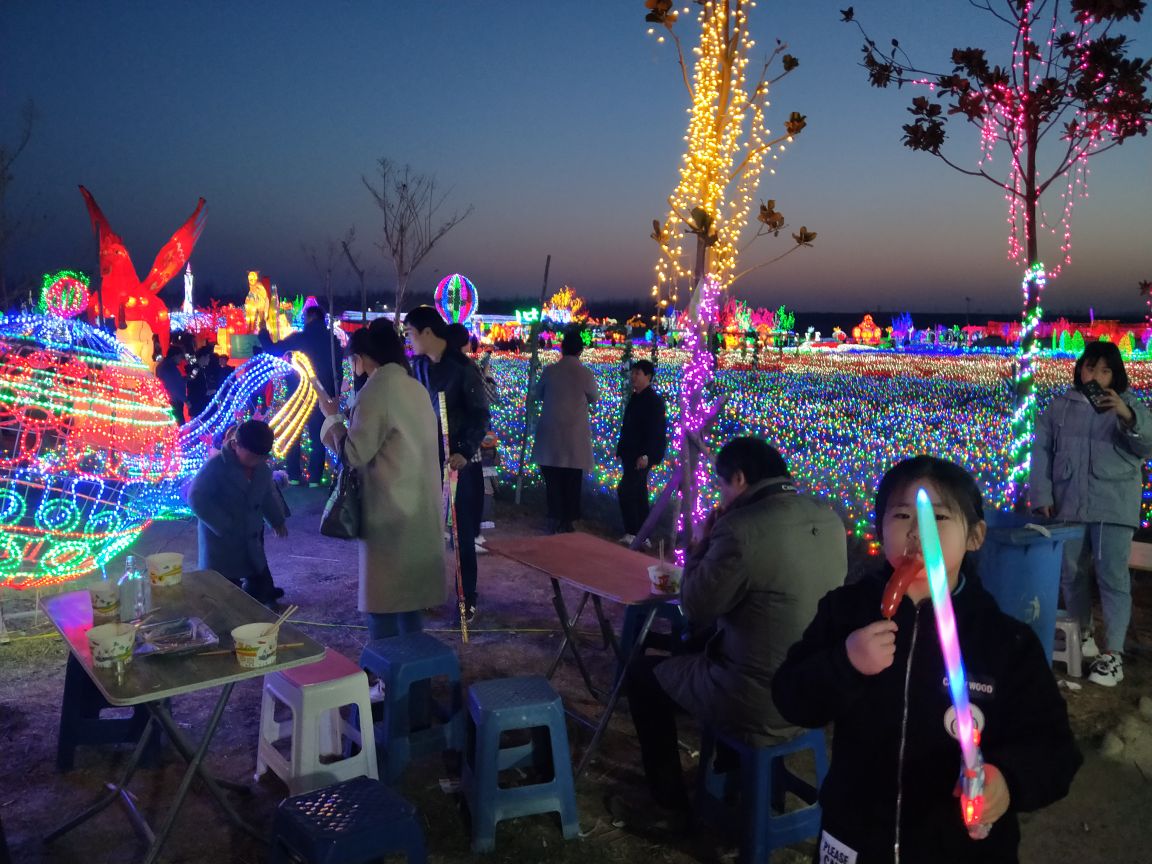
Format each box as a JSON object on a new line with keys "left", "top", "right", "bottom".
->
{"left": 773, "top": 456, "right": 1080, "bottom": 863}
{"left": 1030, "top": 340, "right": 1152, "bottom": 686}
{"left": 189, "top": 419, "right": 288, "bottom": 604}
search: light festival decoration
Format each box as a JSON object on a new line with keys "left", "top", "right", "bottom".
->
{"left": 39, "top": 271, "right": 91, "bottom": 319}
{"left": 1007, "top": 262, "right": 1046, "bottom": 502}
{"left": 915, "top": 487, "right": 989, "bottom": 836}
{"left": 182, "top": 263, "right": 194, "bottom": 315}
{"left": 434, "top": 273, "right": 478, "bottom": 324}
{"left": 79, "top": 186, "right": 205, "bottom": 356}
{"left": 0, "top": 309, "right": 313, "bottom": 589}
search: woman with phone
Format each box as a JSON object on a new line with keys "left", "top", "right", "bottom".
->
{"left": 1030, "top": 340, "right": 1152, "bottom": 686}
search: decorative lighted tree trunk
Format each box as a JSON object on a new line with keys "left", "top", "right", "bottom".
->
{"left": 644, "top": 0, "right": 812, "bottom": 544}
{"left": 847, "top": 1, "right": 1152, "bottom": 504}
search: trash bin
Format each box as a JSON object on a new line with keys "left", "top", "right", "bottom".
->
{"left": 977, "top": 512, "right": 1085, "bottom": 665}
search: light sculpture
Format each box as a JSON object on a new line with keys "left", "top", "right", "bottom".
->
{"left": 434, "top": 273, "right": 478, "bottom": 324}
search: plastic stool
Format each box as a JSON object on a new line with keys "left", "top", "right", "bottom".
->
{"left": 56, "top": 654, "right": 163, "bottom": 772}
{"left": 695, "top": 727, "right": 828, "bottom": 864}
{"left": 462, "top": 676, "right": 580, "bottom": 852}
{"left": 1052, "top": 613, "right": 1083, "bottom": 678}
{"left": 270, "top": 775, "right": 426, "bottom": 864}
{"left": 257, "top": 649, "right": 378, "bottom": 796}
{"left": 358, "top": 632, "right": 463, "bottom": 782}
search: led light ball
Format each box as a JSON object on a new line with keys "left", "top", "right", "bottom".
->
{"left": 40, "top": 270, "right": 91, "bottom": 319}
{"left": 435, "top": 273, "right": 478, "bottom": 324}
{"left": 0, "top": 314, "right": 182, "bottom": 589}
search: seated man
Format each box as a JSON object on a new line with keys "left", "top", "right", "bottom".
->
{"left": 625, "top": 436, "right": 847, "bottom": 814}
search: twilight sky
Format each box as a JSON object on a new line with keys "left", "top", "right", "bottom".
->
{"left": 2, "top": 1, "right": 1150, "bottom": 316}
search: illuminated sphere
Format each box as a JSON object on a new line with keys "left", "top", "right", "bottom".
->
{"left": 0, "top": 314, "right": 182, "bottom": 589}
{"left": 434, "top": 273, "right": 478, "bottom": 324}
{"left": 40, "top": 270, "right": 91, "bottom": 319}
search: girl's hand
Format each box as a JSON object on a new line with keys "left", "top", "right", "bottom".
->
{"left": 956, "top": 763, "right": 1010, "bottom": 836}
{"left": 316, "top": 393, "right": 340, "bottom": 417}
{"left": 1099, "top": 388, "right": 1135, "bottom": 425}
{"left": 845, "top": 619, "right": 898, "bottom": 675}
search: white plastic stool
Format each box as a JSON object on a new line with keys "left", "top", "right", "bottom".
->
{"left": 1052, "top": 613, "right": 1082, "bottom": 678}
{"left": 256, "top": 649, "right": 379, "bottom": 795}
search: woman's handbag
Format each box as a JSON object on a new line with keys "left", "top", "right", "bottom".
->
{"left": 320, "top": 462, "right": 361, "bottom": 539}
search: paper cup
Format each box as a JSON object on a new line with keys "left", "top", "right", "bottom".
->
{"left": 231, "top": 623, "right": 278, "bottom": 669}
{"left": 648, "top": 563, "right": 684, "bottom": 595}
{"left": 89, "top": 581, "right": 120, "bottom": 616}
{"left": 87, "top": 623, "right": 135, "bottom": 668}
{"left": 147, "top": 552, "right": 183, "bottom": 586}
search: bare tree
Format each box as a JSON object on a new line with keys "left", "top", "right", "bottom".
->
{"left": 339, "top": 227, "right": 369, "bottom": 323}
{"left": 362, "top": 159, "right": 473, "bottom": 320}
{"left": 0, "top": 100, "right": 39, "bottom": 308}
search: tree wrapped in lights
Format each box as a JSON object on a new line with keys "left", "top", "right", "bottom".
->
{"left": 646, "top": 0, "right": 813, "bottom": 324}
{"left": 845, "top": 1, "right": 1152, "bottom": 502}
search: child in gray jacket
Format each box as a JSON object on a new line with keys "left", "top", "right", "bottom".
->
{"left": 1030, "top": 341, "right": 1152, "bottom": 686}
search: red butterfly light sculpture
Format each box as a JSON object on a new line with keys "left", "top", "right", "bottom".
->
{"left": 79, "top": 185, "right": 206, "bottom": 356}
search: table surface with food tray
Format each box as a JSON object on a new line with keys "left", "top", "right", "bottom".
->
{"left": 40, "top": 569, "right": 325, "bottom": 864}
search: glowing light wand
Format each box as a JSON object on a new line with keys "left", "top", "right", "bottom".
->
{"left": 914, "top": 487, "right": 990, "bottom": 839}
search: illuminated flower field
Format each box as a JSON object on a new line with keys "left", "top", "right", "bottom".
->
{"left": 488, "top": 347, "right": 1152, "bottom": 542}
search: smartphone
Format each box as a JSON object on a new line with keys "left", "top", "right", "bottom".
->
{"left": 1080, "top": 379, "right": 1111, "bottom": 414}
{"left": 308, "top": 376, "right": 329, "bottom": 399}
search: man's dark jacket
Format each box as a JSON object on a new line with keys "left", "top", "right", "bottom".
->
{"left": 616, "top": 387, "right": 667, "bottom": 465}
{"left": 259, "top": 317, "right": 344, "bottom": 395}
{"left": 410, "top": 353, "right": 490, "bottom": 461}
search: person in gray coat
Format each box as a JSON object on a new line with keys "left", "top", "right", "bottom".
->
{"left": 531, "top": 329, "right": 599, "bottom": 533}
{"left": 624, "top": 436, "right": 847, "bottom": 813}
{"left": 1030, "top": 340, "right": 1152, "bottom": 687}
{"left": 189, "top": 420, "right": 288, "bottom": 601}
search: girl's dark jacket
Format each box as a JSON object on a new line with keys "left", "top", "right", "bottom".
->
{"left": 772, "top": 570, "right": 1081, "bottom": 863}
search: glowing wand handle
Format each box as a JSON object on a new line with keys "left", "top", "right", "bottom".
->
{"left": 915, "top": 487, "right": 989, "bottom": 838}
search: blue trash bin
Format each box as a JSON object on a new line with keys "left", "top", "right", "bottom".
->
{"left": 977, "top": 512, "right": 1085, "bottom": 665}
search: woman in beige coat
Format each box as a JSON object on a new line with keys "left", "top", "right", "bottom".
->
{"left": 317, "top": 322, "right": 445, "bottom": 638}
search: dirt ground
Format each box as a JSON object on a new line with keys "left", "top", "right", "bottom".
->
{"left": 1, "top": 483, "right": 1150, "bottom": 864}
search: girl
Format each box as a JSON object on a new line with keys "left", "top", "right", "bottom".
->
{"left": 1030, "top": 340, "right": 1152, "bottom": 686}
{"left": 773, "top": 456, "right": 1080, "bottom": 863}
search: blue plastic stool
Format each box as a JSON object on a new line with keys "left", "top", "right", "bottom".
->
{"left": 357, "top": 632, "right": 463, "bottom": 782}
{"left": 270, "top": 775, "right": 426, "bottom": 864}
{"left": 462, "top": 676, "right": 580, "bottom": 852}
{"left": 56, "top": 654, "right": 163, "bottom": 772}
{"left": 695, "top": 727, "right": 827, "bottom": 864}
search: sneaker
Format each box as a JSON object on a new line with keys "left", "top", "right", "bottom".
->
{"left": 463, "top": 604, "right": 477, "bottom": 624}
{"left": 1081, "top": 635, "right": 1100, "bottom": 659}
{"left": 480, "top": 520, "right": 495, "bottom": 530}
{"left": 475, "top": 534, "right": 487, "bottom": 546}
{"left": 369, "top": 680, "right": 386, "bottom": 703}
{"left": 641, "top": 538, "right": 653, "bottom": 550}
{"left": 1088, "top": 652, "right": 1123, "bottom": 687}
{"left": 475, "top": 543, "right": 488, "bottom": 555}
{"left": 619, "top": 534, "right": 636, "bottom": 545}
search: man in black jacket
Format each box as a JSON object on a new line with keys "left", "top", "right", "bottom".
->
{"left": 259, "top": 303, "right": 343, "bottom": 486}
{"left": 615, "top": 360, "right": 667, "bottom": 545}
{"left": 404, "top": 306, "right": 491, "bottom": 623}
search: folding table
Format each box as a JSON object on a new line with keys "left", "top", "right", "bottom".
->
{"left": 485, "top": 532, "right": 677, "bottom": 776}
{"left": 41, "top": 569, "right": 325, "bottom": 864}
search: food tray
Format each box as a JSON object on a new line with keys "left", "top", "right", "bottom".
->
{"left": 134, "top": 617, "right": 219, "bottom": 656}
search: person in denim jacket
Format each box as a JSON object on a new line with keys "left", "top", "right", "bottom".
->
{"left": 1030, "top": 341, "right": 1152, "bottom": 686}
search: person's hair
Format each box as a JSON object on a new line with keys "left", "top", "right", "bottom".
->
{"left": 304, "top": 304, "right": 325, "bottom": 322}
{"left": 631, "top": 359, "right": 655, "bottom": 379}
{"left": 561, "top": 330, "right": 585, "bottom": 357}
{"left": 1074, "top": 340, "right": 1129, "bottom": 393}
{"left": 404, "top": 305, "right": 449, "bottom": 339}
{"left": 445, "top": 322, "right": 470, "bottom": 354}
{"left": 164, "top": 345, "right": 183, "bottom": 360}
{"left": 347, "top": 320, "right": 411, "bottom": 373}
{"left": 235, "top": 419, "right": 274, "bottom": 456}
{"left": 715, "top": 437, "right": 789, "bottom": 485}
{"left": 195, "top": 345, "right": 214, "bottom": 360}
{"left": 874, "top": 456, "right": 984, "bottom": 546}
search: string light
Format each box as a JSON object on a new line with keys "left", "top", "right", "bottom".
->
{"left": 434, "top": 274, "right": 479, "bottom": 324}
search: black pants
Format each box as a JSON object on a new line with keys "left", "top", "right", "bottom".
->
{"left": 452, "top": 461, "right": 484, "bottom": 607}
{"left": 626, "top": 655, "right": 691, "bottom": 810}
{"left": 540, "top": 466, "right": 583, "bottom": 526}
{"left": 288, "top": 408, "right": 326, "bottom": 484}
{"left": 617, "top": 464, "right": 652, "bottom": 535}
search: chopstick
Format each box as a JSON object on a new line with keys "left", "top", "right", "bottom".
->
{"left": 263, "top": 604, "right": 299, "bottom": 638}
{"left": 195, "top": 642, "right": 304, "bottom": 657}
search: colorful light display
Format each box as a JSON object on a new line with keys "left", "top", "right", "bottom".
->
{"left": 0, "top": 311, "right": 310, "bottom": 589}
{"left": 434, "top": 273, "right": 478, "bottom": 324}
{"left": 79, "top": 186, "right": 205, "bottom": 356}
{"left": 39, "top": 271, "right": 91, "bottom": 319}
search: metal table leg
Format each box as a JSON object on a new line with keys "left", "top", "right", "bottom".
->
{"left": 44, "top": 715, "right": 159, "bottom": 845}
{"left": 575, "top": 603, "right": 661, "bottom": 778}
{"left": 545, "top": 581, "right": 602, "bottom": 700}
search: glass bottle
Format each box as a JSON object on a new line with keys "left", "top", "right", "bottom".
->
{"left": 118, "top": 555, "right": 151, "bottom": 623}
